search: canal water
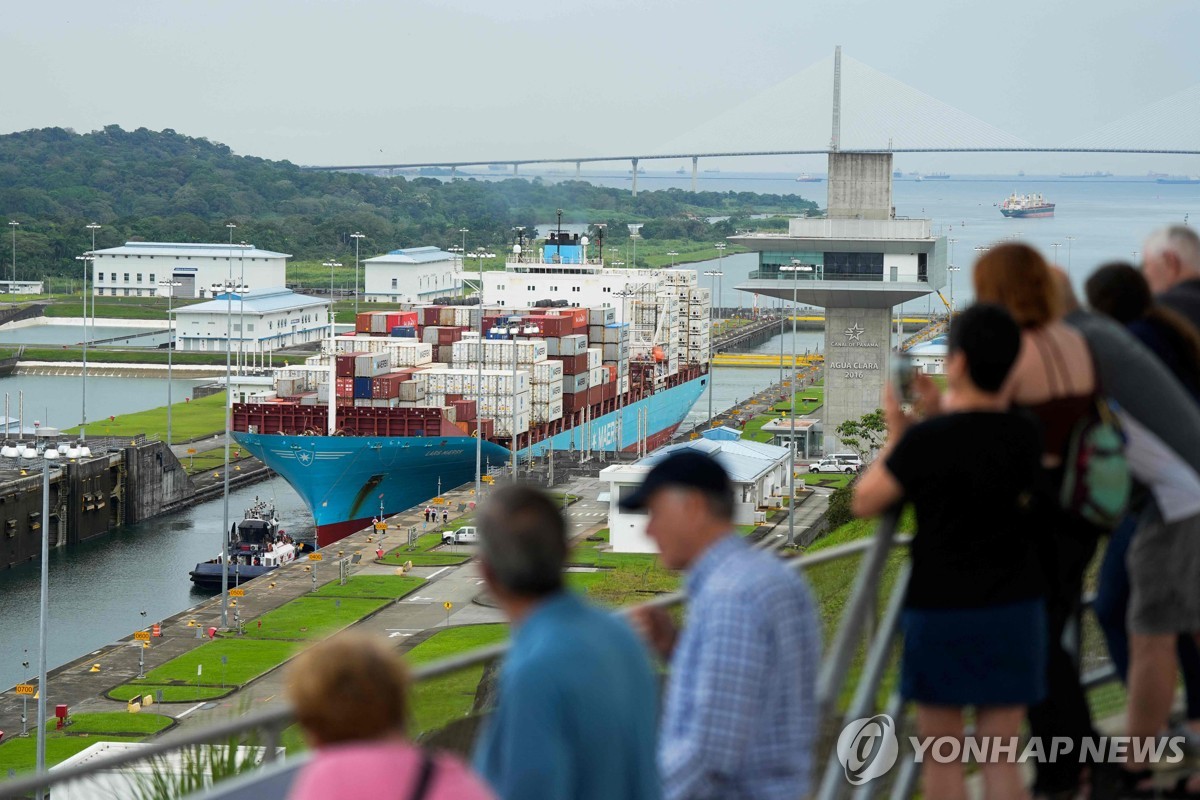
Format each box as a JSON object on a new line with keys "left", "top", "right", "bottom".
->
{"left": 0, "top": 476, "right": 313, "bottom": 694}
{"left": 0, "top": 374, "right": 206, "bottom": 431}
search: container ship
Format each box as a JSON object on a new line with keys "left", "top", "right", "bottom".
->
{"left": 231, "top": 232, "right": 711, "bottom": 546}
{"left": 1000, "top": 193, "right": 1055, "bottom": 218}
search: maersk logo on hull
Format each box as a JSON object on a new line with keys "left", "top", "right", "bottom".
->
{"left": 591, "top": 421, "right": 619, "bottom": 450}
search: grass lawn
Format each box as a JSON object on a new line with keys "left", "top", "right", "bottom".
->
{"left": 407, "top": 624, "right": 510, "bottom": 735}
{"left": 182, "top": 449, "right": 237, "bottom": 475}
{"left": 381, "top": 531, "right": 470, "bottom": 567}
{"left": 64, "top": 391, "right": 227, "bottom": 441}
{"left": 43, "top": 297, "right": 203, "bottom": 320}
{"left": 804, "top": 473, "right": 852, "bottom": 489}
{"left": 236, "top": 597, "right": 389, "bottom": 641}
{"left": 13, "top": 346, "right": 232, "bottom": 366}
{"left": 49, "top": 712, "right": 174, "bottom": 735}
{"left": 311, "top": 575, "right": 424, "bottom": 599}
{"left": 129, "top": 639, "right": 298, "bottom": 687}
{"left": 0, "top": 735, "right": 144, "bottom": 776}
{"left": 565, "top": 531, "right": 680, "bottom": 607}
{"left": 741, "top": 384, "right": 824, "bottom": 443}
{"left": 107, "top": 684, "right": 232, "bottom": 703}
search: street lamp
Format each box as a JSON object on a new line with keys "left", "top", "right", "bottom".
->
{"left": 667, "top": 251, "right": 679, "bottom": 268}
{"left": 350, "top": 232, "right": 365, "bottom": 318}
{"left": 159, "top": 280, "right": 182, "bottom": 445}
{"left": 86, "top": 223, "right": 101, "bottom": 338}
{"left": 713, "top": 243, "right": 727, "bottom": 317}
{"left": 8, "top": 220, "right": 19, "bottom": 284}
{"left": 221, "top": 223, "right": 237, "bottom": 628}
{"left": 702, "top": 267, "right": 725, "bottom": 428}
{"left": 323, "top": 260, "right": 343, "bottom": 325}
{"left": 74, "top": 252, "right": 94, "bottom": 443}
{"left": 473, "top": 247, "right": 494, "bottom": 498}
{"left": 947, "top": 265, "right": 962, "bottom": 338}
{"left": 2, "top": 442, "right": 61, "bottom": 791}
{"left": 780, "top": 262, "right": 812, "bottom": 547}
{"left": 1051, "top": 242, "right": 1062, "bottom": 265}
{"left": 1065, "top": 235, "right": 1076, "bottom": 278}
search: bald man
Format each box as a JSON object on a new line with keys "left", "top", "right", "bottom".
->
{"left": 1143, "top": 225, "right": 1200, "bottom": 330}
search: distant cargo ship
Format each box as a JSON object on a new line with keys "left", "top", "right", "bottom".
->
{"left": 1060, "top": 171, "right": 1113, "bottom": 178}
{"left": 923, "top": 172, "right": 950, "bottom": 180}
{"left": 795, "top": 173, "right": 823, "bottom": 182}
{"left": 1000, "top": 193, "right": 1055, "bottom": 219}
{"left": 1156, "top": 175, "right": 1200, "bottom": 184}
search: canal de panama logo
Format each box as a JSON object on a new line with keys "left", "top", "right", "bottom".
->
{"left": 837, "top": 714, "right": 899, "bottom": 785}
{"left": 844, "top": 323, "right": 866, "bottom": 341}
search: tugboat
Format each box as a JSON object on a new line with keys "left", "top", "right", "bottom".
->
{"left": 189, "top": 499, "right": 299, "bottom": 589}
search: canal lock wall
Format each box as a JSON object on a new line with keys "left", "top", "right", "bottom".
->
{"left": 0, "top": 440, "right": 195, "bottom": 568}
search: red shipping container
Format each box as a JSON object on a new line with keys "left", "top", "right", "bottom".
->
{"left": 437, "top": 327, "right": 462, "bottom": 345}
{"left": 385, "top": 312, "right": 403, "bottom": 330}
{"left": 397, "top": 311, "right": 418, "bottom": 327}
{"left": 355, "top": 312, "right": 374, "bottom": 333}
{"left": 571, "top": 308, "right": 589, "bottom": 328}
{"left": 336, "top": 354, "right": 359, "bottom": 378}
{"left": 336, "top": 377, "right": 355, "bottom": 398}
{"left": 423, "top": 306, "right": 443, "bottom": 326}
{"left": 552, "top": 354, "right": 588, "bottom": 373}
{"left": 452, "top": 399, "right": 477, "bottom": 421}
{"left": 470, "top": 419, "right": 495, "bottom": 439}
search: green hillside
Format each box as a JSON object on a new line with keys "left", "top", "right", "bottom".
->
{"left": 0, "top": 126, "right": 818, "bottom": 280}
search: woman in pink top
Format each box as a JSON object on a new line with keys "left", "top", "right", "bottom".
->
{"left": 286, "top": 633, "right": 496, "bottom": 800}
{"left": 973, "top": 243, "right": 1099, "bottom": 799}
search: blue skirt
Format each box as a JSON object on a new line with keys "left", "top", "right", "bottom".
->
{"left": 901, "top": 598, "right": 1047, "bottom": 707}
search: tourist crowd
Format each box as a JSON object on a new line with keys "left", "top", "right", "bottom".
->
{"left": 278, "top": 224, "right": 1200, "bottom": 800}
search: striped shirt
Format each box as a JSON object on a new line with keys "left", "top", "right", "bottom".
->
{"left": 660, "top": 534, "right": 821, "bottom": 800}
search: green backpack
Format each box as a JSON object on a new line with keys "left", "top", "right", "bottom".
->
{"left": 1059, "top": 395, "right": 1131, "bottom": 530}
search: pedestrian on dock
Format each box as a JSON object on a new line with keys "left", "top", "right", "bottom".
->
{"left": 472, "top": 485, "right": 661, "bottom": 800}
{"left": 285, "top": 633, "right": 495, "bottom": 800}
{"left": 626, "top": 451, "right": 820, "bottom": 800}
{"left": 442, "top": 509, "right": 449, "bottom": 527}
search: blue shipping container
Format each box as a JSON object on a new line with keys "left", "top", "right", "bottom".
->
{"left": 353, "top": 376, "right": 373, "bottom": 399}
{"left": 391, "top": 326, "right": 417, "bottom": 338}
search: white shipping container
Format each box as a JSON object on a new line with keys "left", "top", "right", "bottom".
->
{"left": 398, "top": 383, "right": 426, "bottom": 402}
{"left": 355, "top": 352, "right": 391, "bottom": 377}
{"left": 687, "top": 319, "right": 706, "bottom": 334}
{"left": 563, "top": 373, "right": 589, "bottom": 394}
{"left": 602, "top": 342, "right": 630, "bottom": 362}
{"left": 589, "top": 366, "right": 607, "bottom": 388}
{"left": 589, "top": 307, "right": 616, "bottom": 325}
{"left": 532, "top": 378, "right": 564, "bottom": 402}
{"left": 603, "top": 359, "right": 629, "bottom": 377}
{"left": 533, "top": 398, "right": 564, "bottom": 423}
{"left": 601, "top": 324, "right": 629, "bottom": 344}
{"left": 561, "top": 334, "right": 588, "bottom": 356}
{"left": 531, "top": 360, "right": 564, "bottom": 382}
{"left": 586, "top": 349, "right": 602, "bottom": 369}
{"left": 493, "top": 411, "right": 531, "bottom": 437}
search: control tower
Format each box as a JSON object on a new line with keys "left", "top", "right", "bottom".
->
{"left": 732, "top": 151, "right": 946, "bottom": 453}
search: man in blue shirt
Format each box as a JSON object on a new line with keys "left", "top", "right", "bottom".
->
{"left": 626, "top": 451, "right": 821, "bottom": 800}
{"left": 472, "top": 485, "right": 662, "bottom": 800}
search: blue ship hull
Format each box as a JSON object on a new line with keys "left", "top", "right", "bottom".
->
{"left": 233, "top": 376, "right": 708, "bottom": 545}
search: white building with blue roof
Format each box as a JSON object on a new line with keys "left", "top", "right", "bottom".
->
{"left": 599, "top": 437, "right": 792, "bottom": 553}
{"left": 172, "top": 287, "right": 329, "bottom": 354}
{"left": 363, "top": 246, "right": 463, "bottom": 304}
{"left": 91, "top": 241, "right": 290, "bottom": 300}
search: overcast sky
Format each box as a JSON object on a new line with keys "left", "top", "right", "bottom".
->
{"left": 4, "top": 0, "right": 1198, "bottom": 171}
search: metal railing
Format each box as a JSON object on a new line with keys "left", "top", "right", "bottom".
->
{"left": 0, "top": 509, "right": 1117, "bottom": 800}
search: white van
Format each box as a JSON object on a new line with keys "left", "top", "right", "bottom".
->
{"left": 830, "top": 453, "right": 863, "bottom": 472}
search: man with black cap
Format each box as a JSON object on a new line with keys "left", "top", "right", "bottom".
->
{"left": 626, "top": 450, "right": 821, "bottom": 800}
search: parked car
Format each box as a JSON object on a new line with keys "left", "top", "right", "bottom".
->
{"left": 830, "top": 453, "right": 864, "bottom": 472}
{"left": 442, "top": 526, "right": 479, "bottom": 545}
{"left": 808, "top": 458, "right": 857, "bottom": 475}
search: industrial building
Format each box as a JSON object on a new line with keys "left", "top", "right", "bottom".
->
{"left": 362, "top": 247, "right": 464, "bottom": 303}
{"left": 91, "top": 242, "right": 290, "bottom": 299}
{"left": 601, "top": 435, "right": 791, "bottom": 553}
{"left": 171, "top": 287, "right": 329, "bottom": 354}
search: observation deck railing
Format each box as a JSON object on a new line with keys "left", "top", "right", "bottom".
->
{"left": 0, "top": 509, "right": 1117, "bottom": 800}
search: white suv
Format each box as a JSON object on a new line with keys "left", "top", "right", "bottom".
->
{"left": 809, "top": 458, "right": 857, "bottom": 475}
{"left": 442, "top": 526, "right": 479, "bottom": 545}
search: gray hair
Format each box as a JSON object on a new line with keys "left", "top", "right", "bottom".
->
{"left": 476, "top": 485, "right": 566, "bottom": 597}
{"left": 1145, "top": 225, "right": 1200, "bottom": 274}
